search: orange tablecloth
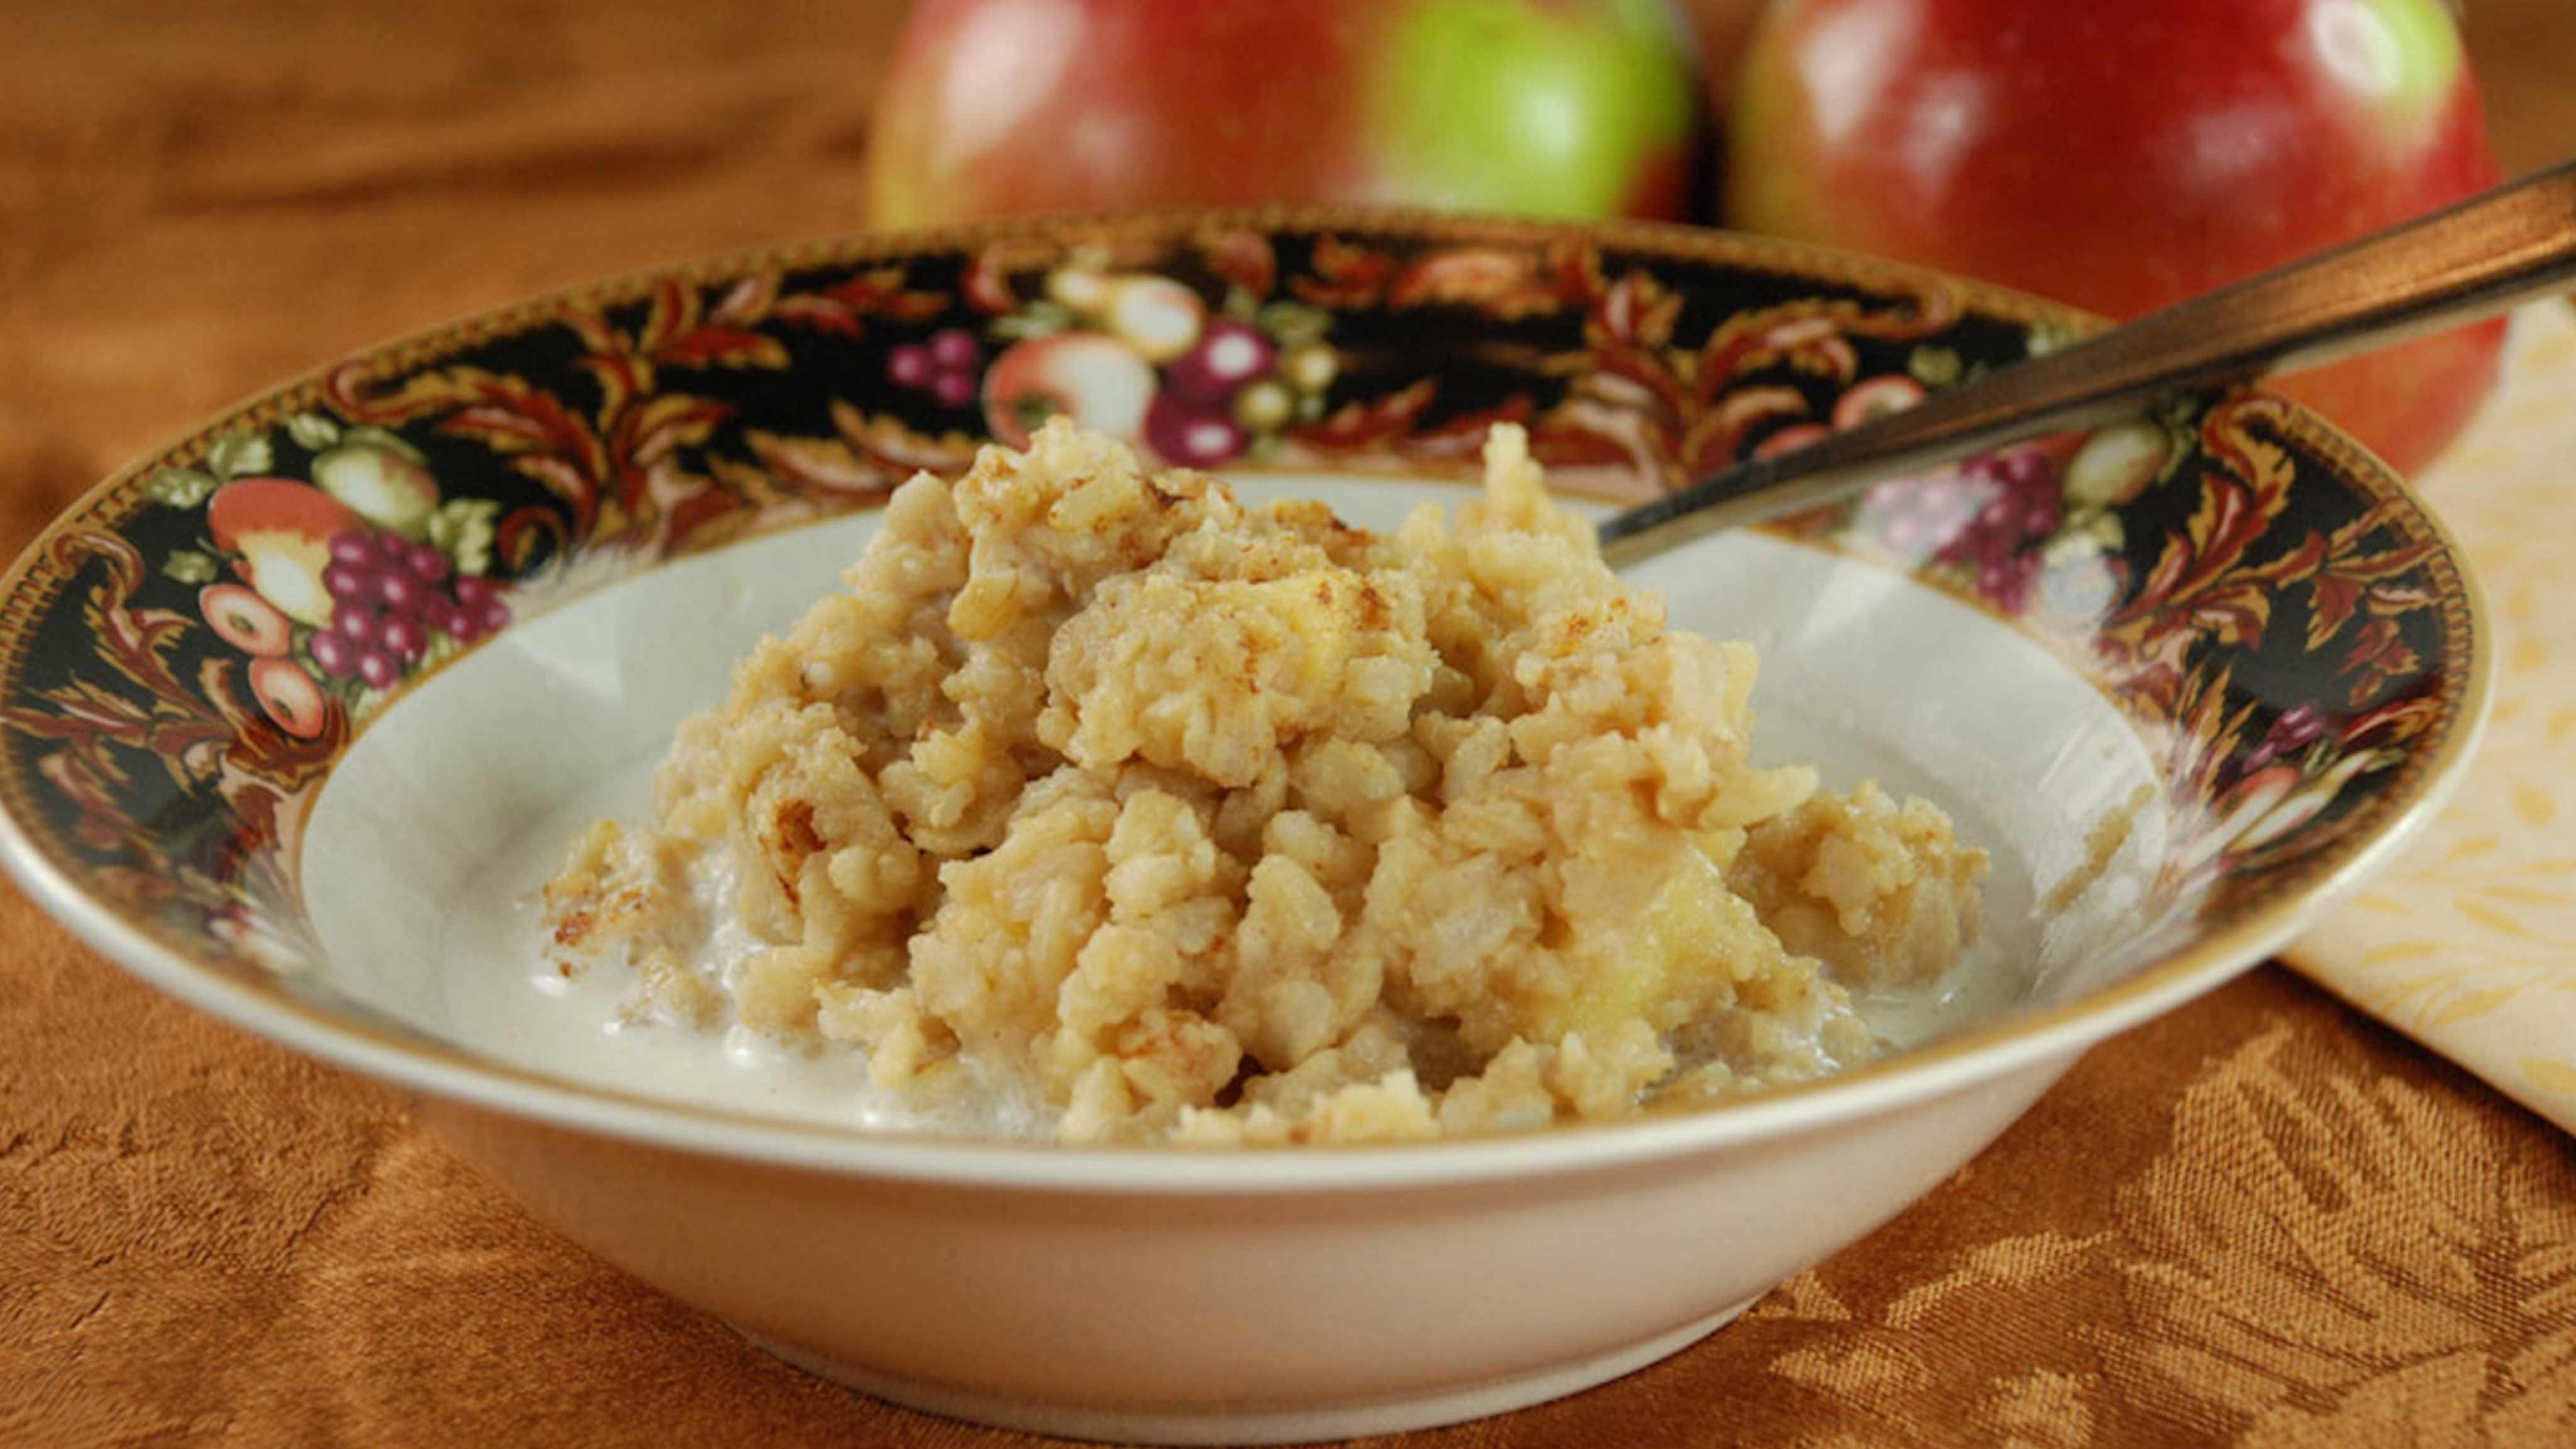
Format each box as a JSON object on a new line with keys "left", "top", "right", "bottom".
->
{"left": 5, "top": 5, "right": 2573, "bottom": 1445}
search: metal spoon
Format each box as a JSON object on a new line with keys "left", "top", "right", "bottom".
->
{"left": 1596, "top": 159, "right": 2576, "bottom": 567}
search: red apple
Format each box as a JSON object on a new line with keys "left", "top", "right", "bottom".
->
{"left": 982, "top": 332, "right": 1160, "bottom": 448}
{"left": 199, "top": 583, "right": 293, "bottom": 657}
{"left": 1726, "top": 0, "right": 2505, "bottom": 477}
{"left": 247, "top": 657, "right": 330, "bottom": 740}
{"left": 867, "top": 0, "right": 1706, "bottom": 226}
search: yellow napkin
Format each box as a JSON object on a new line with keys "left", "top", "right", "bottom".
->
{"left": 2289, "top": 300, "right": 2576, "bottom": 1133}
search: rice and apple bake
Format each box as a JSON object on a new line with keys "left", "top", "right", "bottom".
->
{"left": 545, "top": 419, "right": 1986, "bottom": 1145}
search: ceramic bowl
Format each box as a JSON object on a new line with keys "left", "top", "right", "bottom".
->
{"left": 0, "top": 212, "right": 2485, "bottom": 1444}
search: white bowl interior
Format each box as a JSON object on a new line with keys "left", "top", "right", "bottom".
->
{"left": 303, "top": 475, "right": 2170, "bottom": 1131}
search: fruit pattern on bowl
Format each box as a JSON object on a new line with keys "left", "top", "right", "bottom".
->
{"left": 0, "top": 216, "right": 2472, "bottom": 1009}
{"left": 155, "top": 421, "right": 511, "bottom": 737}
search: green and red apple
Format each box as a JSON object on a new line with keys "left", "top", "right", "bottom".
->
{"left": 1726, "top": 0, "right": 2505, "bottom": 476}
{"left": 866, "top": 0, "right": 1705, "bottom": 225}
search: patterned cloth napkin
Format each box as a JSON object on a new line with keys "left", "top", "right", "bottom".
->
{"left": 2289, "top": 300, "right": 2576, "bottom": 1134}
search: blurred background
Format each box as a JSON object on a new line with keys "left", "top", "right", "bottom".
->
{"left": 0, "top": 0, "right": 2566, "bottom": 553}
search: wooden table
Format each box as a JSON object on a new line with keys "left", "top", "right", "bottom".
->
{"left": 3, "top": 5, "right": 2572, "bottom": 1446}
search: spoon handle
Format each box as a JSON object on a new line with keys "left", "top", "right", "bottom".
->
{"left": 1597, "top": 159, "right": 2576, "bottom": 568}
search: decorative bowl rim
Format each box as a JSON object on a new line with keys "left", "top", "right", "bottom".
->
{"left": 0, "top": 206, "right": 2494, "bottom": 1194}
